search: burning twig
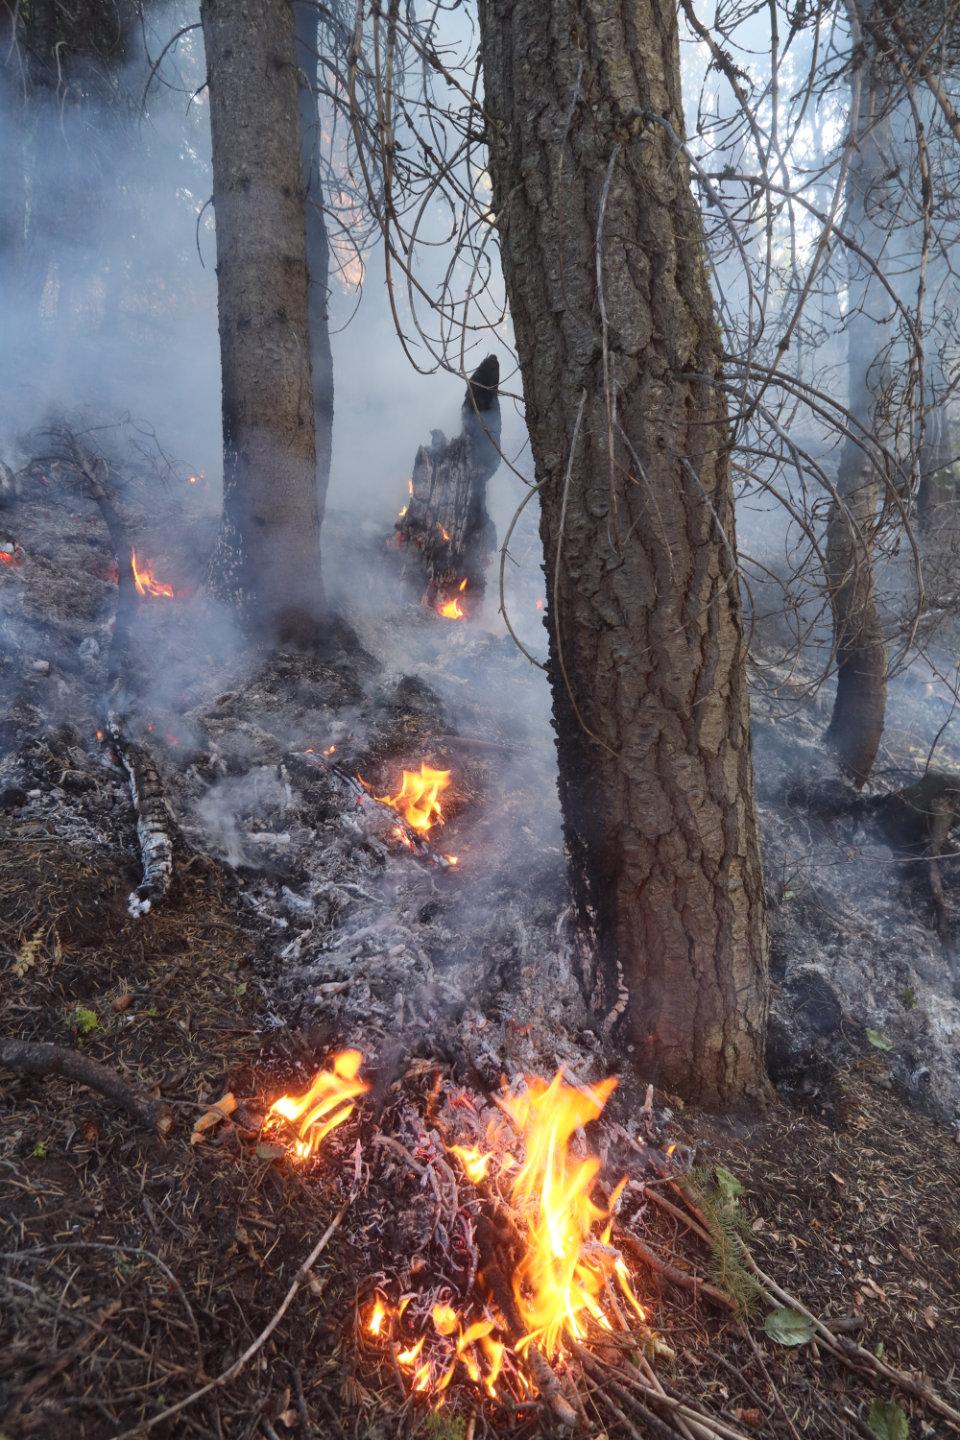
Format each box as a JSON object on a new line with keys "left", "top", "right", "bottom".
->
{"left": 106, "top": 715, "right": 176, "bottom": 918}
{"left": 0, "top": 1039, "right": 173, "bottom": 1133}
{"left": 300, "top": 751, "right": 458, "bottom": 869}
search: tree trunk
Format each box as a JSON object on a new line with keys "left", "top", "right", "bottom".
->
{"left": 478, "top": 0, "right": 769, "bottom": 1106}
{"left": 917, "top": 379, "right": 954, "bottom": 532}
{"left": 201, "top": 0, "right": 322, "bottom": 644}
{"left": 394, "top": 355, "right": 501, "bottom": 615}
{"left": 293, "top": 0, "right": 335, "bottom": 511}
{"left": 824, "top": 12, "right": 890, "bottom": 786}
{"left": 0, "top": 2, "right": 26, "bottom": 292}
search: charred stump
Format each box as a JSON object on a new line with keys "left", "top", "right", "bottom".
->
{"left": 393, "top": 356, "right": 501, "bottom": 616}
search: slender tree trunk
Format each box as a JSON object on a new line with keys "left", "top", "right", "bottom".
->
{"left": 0, "top": 3, "right": 26, "bottom": 293}
{"left": 293, "top": 0, "right": 335, "bottom": 510}
{"left": 917, "top": 374, "right": 953, "bottom": 531}
{"left": 201, "top": 0, "right": 322, "bottom": 644}
{"left": 478, "top": 0, "right": 769, "bottom": 1106}
{"left": 824, "top": 12, "right": 890, "bottom": 786}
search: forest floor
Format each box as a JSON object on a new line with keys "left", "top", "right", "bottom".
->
{"left": 1, "top": 448, "right": 959, "bottom": 1439}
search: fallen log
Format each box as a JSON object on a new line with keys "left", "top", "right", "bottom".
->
{"left": 393, "top": 355, "right": 501, "bottom": 616}
{"left": 0, "top": 1039, "right": 172, "bottom": 1132}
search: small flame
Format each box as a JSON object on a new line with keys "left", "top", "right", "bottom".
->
{"left": 376, "top": 763, "right": 451, "bottom": 835}
{"left": 131, "top": 550, "right": 174, "bottom": 599}
{"left": 449, "top": 1144, "right": 494, "bottom": 1184}
{"left": 437, "top": 579, "right": 468, "bottom": 620}
{"left": 438, "top": 523, "right": 451, "bottom": 542}
{"left": 323, "top": 744, "right": 336, "bottom": 756}
{"left": 0, "top": 545, "right": 24, "bottom": 568}
{"left": 368, "top": 1299, "right": 388, "bottom": 1336}
{"left": 535, "top": 597, "right": 544, "bottom": 611}
{"left": 268, "top": 1050, "right": 369, "bottom": 1160}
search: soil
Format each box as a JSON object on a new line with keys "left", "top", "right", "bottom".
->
{"left": 1, "top": 446, "right": 959, "bottom": 1439}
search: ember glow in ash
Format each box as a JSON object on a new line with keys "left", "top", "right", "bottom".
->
{"left": 437, "top": 578, "right": 468, "bottom": 620}
{"left": 268, "top": 1049, "right": 369, "bottom": 1160}
{"left": 131, "top": 549, "right": 174, "bottom": 599}
{"left": 374, "top": 762, "right": 452, "bottom": 835}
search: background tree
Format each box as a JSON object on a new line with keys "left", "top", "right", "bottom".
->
{"left": 477, "top": 0, "right": 770, "bottom": 1106}
{"left": 201, "top": 0, "right": 322, "bottom": 644}
{"left": 294, "top": 0, "right": 335, "bottom": 508}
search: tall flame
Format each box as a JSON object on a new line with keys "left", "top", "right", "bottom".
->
{"left": 376, "top": 763, "right": 451, "bottom": 834}
{"left": 499, "top": 1071, "right": 645, "bottom": 1357}
{"left": 437, "top": 578, "right": 468, "bottom": 620}
{"left": 131, "top": 549, "right": 174, "bottom": 599}
{"left": 268, "top": 1050, "right": 369, "bottom": 1160}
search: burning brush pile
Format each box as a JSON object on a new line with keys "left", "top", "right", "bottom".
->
{"left": 247, "top": 1048, "right": 700, "bottom": 1432}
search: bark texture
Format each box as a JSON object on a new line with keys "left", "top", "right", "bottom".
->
{"left": 202, "top": 0, "right": 322, "bottom": 642}
{"left": 824, "top": 13, "right": 890, "bottom": 786}
{"left": 917, "top": 387, "right": 954, "bottom": 532}
{"left": 294, "top": 0, "right": 335, "bottom": 509}
{"left": 478, "top": 0, "right": 769, "bottom": 1105}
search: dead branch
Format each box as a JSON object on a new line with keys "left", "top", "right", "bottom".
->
{"left": 106, "top": 714, "right": 176, "bottom": 917}
{"left": 0, "top": 1039, "right": 172, "bottom": 1133}
{"left": 617, "top": 1227, "right": 737, "bottom": 1312}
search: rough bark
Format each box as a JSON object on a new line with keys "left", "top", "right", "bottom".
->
{"left": 0, "top": 2, "right": 26, "bottom": 292}
{"left": 395, "top": 356, "right": 501, "bottom": 614}
{"left": 478, "top": 0, "right": 769, "bottom": 1105}
{"left": 294, "top": 0, "right": 335, "bottom": 509}
{"left": 824, "top": 12, "right": 890, "bottom": 786}
{"left": 917, "top": 387, "right": 954, "bottom": 532}
{"left": 201, "top": 0, "right": 322, "bottom": 644}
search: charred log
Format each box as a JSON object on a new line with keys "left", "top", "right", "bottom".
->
{"left": 106, "top": 714, "right": 176, "bottom": 917}
{"left": 867, "top": 772, "right": 960, "bottom": 941}
{"left": 0, "top": 1039, "right": 172, "bottom": 1131}
{"left": 393, "top": 356, "right": 501, "bottom": 615}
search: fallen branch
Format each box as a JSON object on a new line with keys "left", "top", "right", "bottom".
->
{"left": 618, "top": 1227, "right": 736, "bottom": 1311}
{"left": 106, "top": 714, "right": 176, "bottom": 917}
{"left": 0, "top": 1040, "right": 172, "bottom": 1133}
{"left": 741, "top": 1249, "right": 960, "bottom": 1431}
{"left": 110, "top": 1200, "right": 351, "bottom": 1439}
{"left": 525, "top": 1343, "right": 577, "bottom": 1430}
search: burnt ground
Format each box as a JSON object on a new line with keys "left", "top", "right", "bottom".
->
{"left": 1, "top": 450, "right": 959, "bottom": 1438}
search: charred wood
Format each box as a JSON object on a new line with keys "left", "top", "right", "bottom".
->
{"left": 106, "top": 714, "right": 176, "bottom": 917}
{"left": 393, "top": 356, "right": 501, "bottom": 614}
{"left": 0, "top": 1039, "right": 172, "bottom": 1132}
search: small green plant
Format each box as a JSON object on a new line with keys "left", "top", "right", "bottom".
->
{"left": 31, "top": 1141, "right": 48, "bottom": 1158}
{"left": 680, "top": 1165, "right": 761, "bottom": 1314}
{"left": 423, "top": 1416, "right": 467, "bottom": 1440}
{"left": 71, "top": 1006, "right": 99, "bottom": 1036}
{"left": 898, "top": 987, "right": 917, "bottom": 1010}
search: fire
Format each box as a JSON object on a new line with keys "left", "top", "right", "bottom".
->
{"left": 131, "top": 549, "right": 174, "bottom": 599}
{"left": 268, "top": 1050, "right": 369, "bottom": 1160}
{"left": 499, "top": 1071, "right": 645, "bottom": 1357}
{"left": 368, "top": 1069, "right": 648, "bottom": 1407}
{"left": 376, "top": 763, "right": 451, "bottom": 834}
{"left": 437, "top": 578, "right": 468, "bottom": 620}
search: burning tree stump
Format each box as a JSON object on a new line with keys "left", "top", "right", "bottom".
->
{"left": 393, "top": 355, "right": 501, "bottom": 617}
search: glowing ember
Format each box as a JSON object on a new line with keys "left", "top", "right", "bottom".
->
{"left": 131, "top": 549, "right": 174, "bottom": 599}
{"left": 437, "top": 578, "right": 468, "bottom": 620}
{"left": 499, "top": 1071, "right": 646, "bottom": 1357}
{"left": 268, "top": 1050, "right": 369, "bottom": 1160}
{"left": 535, "top": 597, "right": 544, "bottom": 611}
{"left": 375, "top": 763, "right": 451, "bottom": 835}
{"left": 0, "top": 544, "right": 24, "bottom": 567}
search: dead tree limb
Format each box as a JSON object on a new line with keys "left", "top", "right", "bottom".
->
{"left": 0, "top": 1039, "right": 172, "bottom": 1132}
{"left": 106, "top": 715, "right": 176, "bottom": 917}
{"left": 393, "top": 355, "right": 501, "bottom": 615}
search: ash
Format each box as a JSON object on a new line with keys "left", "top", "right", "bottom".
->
{"left": 3, "top": 447, "right": 960, "bottom": 1120}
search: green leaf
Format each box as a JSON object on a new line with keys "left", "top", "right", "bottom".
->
{"left": 714, "top": 1165, "right": 743, "bottom": 1204}
{"left": 764, "top": 1307, "right": 815, "bottom": 1346}
{"left": 71, "top": 1006, "right": 99, "bottom": 1036}
{"left": 866, "top": 1028, "right": 893, "bottom": 1052}
{"left": 867, "top": 1400, "right": 909, "bottom": 1440}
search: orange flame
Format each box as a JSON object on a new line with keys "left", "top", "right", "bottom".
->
{"left": 448, "top": 1144, "right": 494, "bottom": 1184}
{"left": 268, "top": 1050, "right": 369, "bottom": 1160}
{"left": 376, "top": 763, "right": 451, "bottom": 834}
{"left": 437, "top": 578, "right": 468, "bottom": 620}
{"left": 131, "top": 550, "right": 174, "bottom": 599}
{"left": 499, "top": 1071, "right": 645, "bottom": 1357}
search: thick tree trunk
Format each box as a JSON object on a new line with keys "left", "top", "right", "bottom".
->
{"left": 201, "top": 0, "right": 322, "bottom": 644}
{"left": 293, "top": 0, "right": 335, "bottom": 510}
{"left": 395, "top": 356, "right": 501, "bottom": 615}
{"left": 478, "top": 0, "right": 769, "bottom": 1106}
{"left": 824, "top": 16, "right": 890, "bottom": 786}
{"left": 0, "top": 3, "right": 26, "bottom": 292}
